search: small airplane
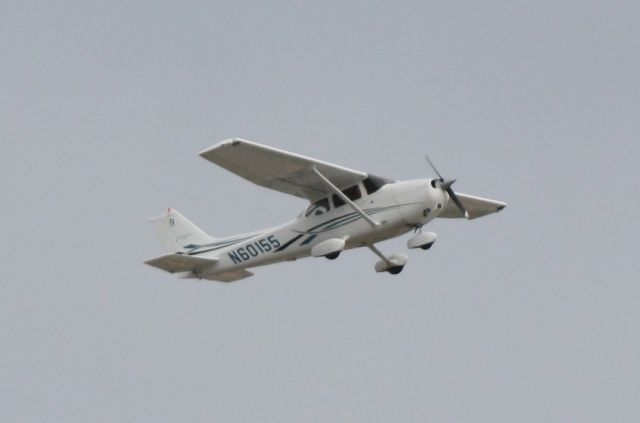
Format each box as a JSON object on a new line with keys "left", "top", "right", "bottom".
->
{"left": 145, "top": 138, "right": 506, "bottom": 282}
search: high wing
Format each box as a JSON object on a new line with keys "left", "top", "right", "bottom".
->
{"left": 199, "top": 138, "right": 367, "bottom": 200}
{"left": 439, "top": 193, "right": 506, "bottom": 219}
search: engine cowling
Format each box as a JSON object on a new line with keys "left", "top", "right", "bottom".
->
{"left": 311, "top": 238, "right": 346, "bottom": 260}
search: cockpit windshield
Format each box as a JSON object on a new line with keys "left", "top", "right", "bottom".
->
{"left": 362, "top": 174, "right": 393, "bottom": 194}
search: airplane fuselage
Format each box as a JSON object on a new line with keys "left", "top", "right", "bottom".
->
{"left": 181, "top": 178, "right": 447, "bottom": 276}
{"left": 146, "top": 138, "right": 506, "bottom": 280}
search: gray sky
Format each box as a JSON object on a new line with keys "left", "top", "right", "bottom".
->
{"left": 2, "top": 1, "right": 639, "bottom": 422}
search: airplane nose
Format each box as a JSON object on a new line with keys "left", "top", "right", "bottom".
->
{"left": 425, "top": 179, "right": 447, "bottom": 213}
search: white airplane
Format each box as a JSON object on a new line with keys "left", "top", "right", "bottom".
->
{"left": 145, "top": 138, "right": 506, "bottom": 282}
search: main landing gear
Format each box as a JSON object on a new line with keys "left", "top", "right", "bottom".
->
{"left": 367, "top": 228, "right": 437, "bottom": 276}
{"left": 368, "top": 244, "right": 408, "bottom": 275}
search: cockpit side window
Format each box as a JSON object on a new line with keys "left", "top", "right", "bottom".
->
{"left": 305, "top": 198, "right": 330, "bottom": 217}
{"left": 332, "top": 185, "right": 362, "bottom": 208}
{"left": 343, "top": 185, "right": 362, "bottom": 201}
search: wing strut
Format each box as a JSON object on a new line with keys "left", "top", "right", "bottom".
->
{"left": 312, "top": 167, "right": 379, "bottom": 228}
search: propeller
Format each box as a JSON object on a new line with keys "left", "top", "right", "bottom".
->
{"left": 425, "top": 155, "right": 469, "bottom": 219}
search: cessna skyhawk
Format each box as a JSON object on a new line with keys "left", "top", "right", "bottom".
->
{"left": 145, "top": 138, "right": 506, "bottom": 282}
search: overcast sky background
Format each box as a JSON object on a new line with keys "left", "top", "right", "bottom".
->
{"left": 2, "top": 1, "right": 639, "bottom": 422}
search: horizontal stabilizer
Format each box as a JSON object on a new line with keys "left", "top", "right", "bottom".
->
{"left": 200, "top": 269, "right": 254, "bottom": 282}
{"left": 439, "top": 193, "right": 506, "bottom": 219}
{"left": 145, "top": 254, "right": 218, "bottom": 274}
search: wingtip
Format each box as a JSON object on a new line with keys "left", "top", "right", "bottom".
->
{"left": 197, "top": 145, "right": 216, "bottom": 157}
{"left": 197, "top": 138, "right": 243, "bottom": 158}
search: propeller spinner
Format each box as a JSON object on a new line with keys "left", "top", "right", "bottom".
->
{"left": 425, "top": 155, "right": 469, "bottom": 219}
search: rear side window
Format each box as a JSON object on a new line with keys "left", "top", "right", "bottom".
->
{"left": 305, "top": 198, "right": 330, "bottom": 217}
{"left": 332, "top": 185, "right": 361, "bottom": 208}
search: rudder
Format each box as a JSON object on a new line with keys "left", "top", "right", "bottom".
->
{"left": 150, "top": 208, "right": 216, "bottom": 253}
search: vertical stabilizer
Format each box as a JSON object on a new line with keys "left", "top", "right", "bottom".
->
{"left": 150, "top": 209, "right": 215, "bottom": 253}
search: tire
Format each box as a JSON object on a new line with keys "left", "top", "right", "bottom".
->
{"left": 387, "top": 265, "right": 404, "bottom": 275}
{"left": 325, "top": 251, "right": 340, "bottom": 260}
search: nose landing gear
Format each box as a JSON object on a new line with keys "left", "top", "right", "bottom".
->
{"left": 407, "top": 231, "right": 437, "bottom": 250}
